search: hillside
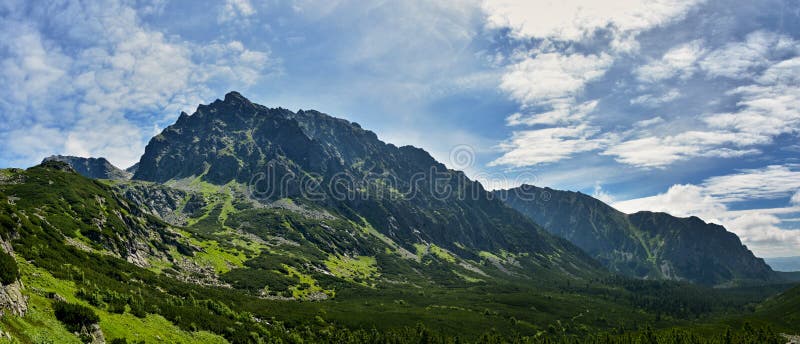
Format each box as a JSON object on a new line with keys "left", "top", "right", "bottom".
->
{"left": 0, "top": 92, "right": 794, "bottom": 343}
{"left": 0, "top": 161, "right": 791, "bottom": 343}
{"left": 497, "top": 185, "right": 777, "bottom": 286}
{"left": 131, "top": 91, "right": 601, "bottom": 280}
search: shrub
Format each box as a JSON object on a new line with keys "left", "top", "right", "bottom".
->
{"left": 0, "top": 250, "right": 19, "bottom": 285}
{"left": 53, "top": 300, "right": 100, "bottom": 332}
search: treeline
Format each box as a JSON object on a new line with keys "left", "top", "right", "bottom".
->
{"left": 552, "top": 275, "right": 790, "bottom": 320}
{"left": 273, "top": 323, "right": 785, "bottom": 344}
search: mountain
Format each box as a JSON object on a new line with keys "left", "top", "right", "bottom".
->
{"left": 0, "top": 92, "right": 794, "bottom": 343}
{"left": 43, "top": 155, "right": 131, "bottom": 180}
{"left": 496, "top": 185, "right": 777, "bottom": 286}
{"left": 0, "top": 160, "right": 196, "bottom": 269}
{"left": 131, "top": 91, "right": 601, "bottom": 280}
{"left": 125, "top": 162, "right": 140, "bottom": 175}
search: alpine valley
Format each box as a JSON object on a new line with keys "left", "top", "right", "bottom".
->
{"left": 1, "top": 92, "right": 798, "bottom": 343}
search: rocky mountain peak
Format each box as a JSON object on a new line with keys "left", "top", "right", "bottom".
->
{"left": 130, "top": 92, "right": 601, "bottom": 270}
{"left": 498, "top": 185, "right": 778, "bottom": 285}
{"left": 42, "top": 155, "right": 130, "bottom": 180}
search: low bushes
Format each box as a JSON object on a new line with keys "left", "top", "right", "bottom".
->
{"left": 53, "top": 300, "right": 100, "bottom": 332}
{"left": 0, "top": 250, "right": 19, "bottom": 285}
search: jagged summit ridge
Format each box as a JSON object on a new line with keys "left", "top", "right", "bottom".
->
{"left": 131, "top": 91, "right": 601, "bottom": 275}
{"left": 42, "top": 155, "right": 130, "bottom": 180}
{"left": 497, "top": 184, "right": 777, "bottom": 286}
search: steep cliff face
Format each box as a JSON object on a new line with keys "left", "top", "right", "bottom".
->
{"left": 132, "top": 91, "right": 601, "bottom": 277}
{"left": 499, "top": 185, "right": 777, "bottom": 286}
{"left": 109, "top": 181, "right": 195, "bottom": 226}
{"left": 0, "top": 240, "right": 27, "bottom": 318}
{"left": 628, "top": 212, "right": 775, "bottom": 285}
{"left": 497, "top": 185, "right": 655, "bottom": 277}
{"left": 43, "top": 155, "right": 130, "bottom": 180}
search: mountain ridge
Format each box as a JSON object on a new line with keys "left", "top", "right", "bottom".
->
{"left": 43, "top": 155, "right": 131, "bottom": 180}
{"left": 129, "top": 91, "right": 601, "bottom": 278}
{"left": 0, "top": 92, "right": 795, "bottom": 343}
{"left": 496, "top": 184, "right": 777, "bottom": 286}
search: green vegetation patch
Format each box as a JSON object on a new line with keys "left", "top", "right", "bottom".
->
{"left": 325, "top": 255, "right": 379, "bottom": 285}
{"left": 0, "top": 250, "right": 19, "bottom": 285}
{"left": 53, "top": 300, "right": 100, "bottom": 332}
{"left": 429, "top": 244, "right": 456, "bottom": 263}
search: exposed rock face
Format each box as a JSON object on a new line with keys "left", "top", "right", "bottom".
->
{"left": 0, "top": 281, "right": 27, "bottom": 318}
{"left": 78, "top": 324, "right": 106, "bottom": 344}
{"left": 628, "top": 211, "right": 775, "bottom": 285}
{"left": 111, "top": 182, "right": 193, "bottom": 226}
{"left": 498, "top": 185, "right": 777, "bottom": 286}
{"left": 1, "top": 163, "right": 198, "bottom": 269}
{"left": 0, "top": 241, "right": 27, "bottom": 318}
{"left": 43, "top": 155, "right": 130, "bottom": 180}
{"left": 124, "top": 162, "right": 139, "bottom": 175}
{"left": 132, "top": 91, "right": 600, "bottom": 274}
{"left": 497, "top": 185, "right": 653, "bottom": 278}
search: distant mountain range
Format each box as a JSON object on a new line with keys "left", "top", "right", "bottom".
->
{"left": 496, "top": 185, "right": 777, "bottom": 286}
{"left": 36, "top": 92, "right": 779, "bottom": 288}
{"left": 3, "top": 91, "right": 795, "bottom": 343}
{"left": 43, "top": 155, "right": 131, "bottom": 180}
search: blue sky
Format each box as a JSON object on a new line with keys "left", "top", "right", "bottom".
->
{"left": 1, "top": 0, "right": 799, "bottom": 256}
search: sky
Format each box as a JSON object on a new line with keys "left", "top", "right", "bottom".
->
{"left": 0, "top": 0, "right": 799, "bottom": 257}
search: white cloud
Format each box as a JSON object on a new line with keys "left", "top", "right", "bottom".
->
{"left": 703, "top": 57, "right": 800, "bottom": 142}
{"left": 0, "top": 0, "right": 274, "bottom": 168}
{"left": 486, "top": 0, "right": 705, "bottom": 168}
{"left": 702, "top": 165, "right": 800, "bottom": 203}
{"left": 491, "top": 51, "right": 611, "bottom": 166}
{"left": 699, "top": 31, "right": 797, "bottom": 79}
{"left": 614, "top": 184, "right": 726, "bottom": 220}
{"left": 792, "top": 190, "right": 800, "bottom": 205}
{"left": 506, "top": 100, "right": 598, "bottom": 126}
{"left": 219, "top": 0, "right": 257, "bottom": 23}
{"left": 482, "top": 0, "right": 703, "bottom": 44}
{"left": 630, "top": 89, "right": 681, "bottom": 107}
{"left": 634, "top": 40, "right": 705, "bottom": 82}
{"left": 632, "top": 116, "right": 665, "bottom": 128}
{"left": 500, "top": 52, "right": 613, "bottom": 108}
{"left": 489, "top": 125, "right": 604, "bottom": 167}
{"left": 593, "top": 183, "right": 615, "bottom": 203}
{"left": 607, "top": 31, "right": 800, "bottom": 169}
{"left": 602, "top": 131, "right": 764, "bottom": 168}
{"left": 614, "top": 177, "right": 800, "bottom": 257}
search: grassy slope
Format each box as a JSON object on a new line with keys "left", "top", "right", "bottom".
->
{"left": 1, "top": 260, "right": 228, "bottom": 344}
{"left": 1, "top": 165, "right": 797, "bottom": 343}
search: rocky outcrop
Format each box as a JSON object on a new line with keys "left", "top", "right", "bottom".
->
{"left": 131, "top": 91, "right": 602, "bottom": 276}
{"left": 0, "top": 280, "right": 27, "bottom": 318}
{"left": 79, "top": 324, "right": 106, "bottom": 344}
{"left": 111, "top": 182, "right": 192, "bottom": 226}
{"left": 0, "top": 241, "right": 27, "bottom": 318}
{"left": 43, "top": 155, "right": 130, "bottom": 180}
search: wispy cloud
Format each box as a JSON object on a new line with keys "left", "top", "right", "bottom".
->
{"left": 0, "top": 0, "right": 274, "bottom": 168}
{"left": 634, "top": 40, "right": 705, "bottom": 83}
{"left": 490, "top": 125, "right": 604, "bottom": 167}
{"left": 699, "top": 31, "right": 797, "bottom": 79}
{"left": 219, "top": 0, "right": 256, "bottom": 23}
{"left": 630, "top": 90, "right": 681, "bottom": 107}
{"left": 487, "top": 0, "right": 706, "bottom": 168}
{"left": 702, "top": 165, "right": 800, "bottom": 202}
{"left": 482, "top": 0, "right": 703, "bottom": 45}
